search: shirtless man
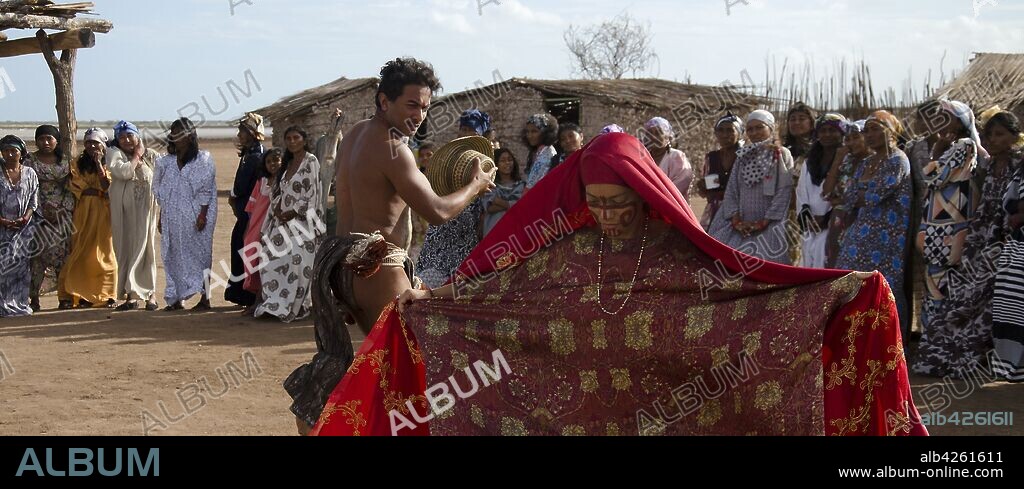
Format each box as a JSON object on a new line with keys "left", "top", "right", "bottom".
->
{"left": 335, "top": 57, "right": 493, "bottom": 329}
{"left": 286, "top": 58, "right": 492, "bottom": 435}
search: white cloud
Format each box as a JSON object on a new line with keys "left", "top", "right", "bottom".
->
{"left": 499, "top": 0, "right": 562, "bottom": 25}
{"left": 430, "top": 10, "right": 477, "bottom": 34}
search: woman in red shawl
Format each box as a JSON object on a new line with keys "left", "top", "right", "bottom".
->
{"left": 310, "top": 133, "right": 926, "bottom": 436}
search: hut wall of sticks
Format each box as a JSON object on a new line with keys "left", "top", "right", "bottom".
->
{"left": 0, "top": 0, "right": 112, "bottom": 156}
{"left": 425, "top": 77, "right": 765, "bottom": 174}
{"left": 254, "top": 77, "right": 379, "bottom": 148}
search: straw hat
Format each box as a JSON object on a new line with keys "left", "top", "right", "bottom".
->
{"left": 426, "top": 136, "right": 496, "bottom": 196}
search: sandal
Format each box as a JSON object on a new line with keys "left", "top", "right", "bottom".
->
{"left": 145, "top": 301, "right": 160, "bottom": 311}
{"left": 115, "top": 301, "right": 139, "bottom": 312}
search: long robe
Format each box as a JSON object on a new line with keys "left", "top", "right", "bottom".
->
{"left": 253, "top": 153, "right": 323, "bottom": 322}
{"left": 835, "top": 151, "right": 912, "bottom": 332}
{"left": 225, "top": 143, "right": 264, "bottom": 306}
{"left": 915, "top": 139, "right": 980, "bottom": 376}
{"left": 708, "top": 143, "right": 795, "bottom": 265}
{"left": 153, "top": 151, "right": 218, "bottom": 305}
{"left": 59, "top": 165, "right": 117, "bottom": 306}
{"left": 796, "top": 161, "right": 832, "bottom": 269}
{"left": 0, "top": 166, "right": 38, "bottom": 317}
{"left": 994, "top": 166, "right": 1024, "bottom": 382}
{"left": 25, "top": 153, "right": 74, "bottom": 300}
{"left": 915, "top": 155, "right": 1020, "bottom": 378}
{"left": 107, "top": 147, "right": 160, "bottom": 302}
{"left": 242, "top": 176, "right": 273, "bottom": 295}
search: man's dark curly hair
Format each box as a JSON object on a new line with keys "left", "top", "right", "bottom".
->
{"left": 375, "top": 57, "right": 442, "bottom": 110}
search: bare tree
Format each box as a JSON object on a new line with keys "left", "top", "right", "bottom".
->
{"left": 564, "top": 13, "right": 658, "bottom": 80}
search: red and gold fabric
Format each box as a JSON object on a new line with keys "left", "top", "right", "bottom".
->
{"left": 312, "top": 133, "right": 927, "bottom": 436}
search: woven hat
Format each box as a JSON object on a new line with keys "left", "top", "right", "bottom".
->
{"left": 426, "top": 136, "right": 496, "bottom": 196}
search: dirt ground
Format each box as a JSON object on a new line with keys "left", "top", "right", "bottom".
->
{"left": 0, "top": 140, "right": 1018, "bottom": 436}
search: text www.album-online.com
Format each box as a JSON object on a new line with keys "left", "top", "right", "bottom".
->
{"left": 838, "top": 467, "right": 1004, "bottom": 478}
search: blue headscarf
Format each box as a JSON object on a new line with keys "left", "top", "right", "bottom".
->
{"left": 459, "top": 110, "right": 491, "bottom": 136}
{"left": 113, "top": 120, "right": 141, "bottom": 140}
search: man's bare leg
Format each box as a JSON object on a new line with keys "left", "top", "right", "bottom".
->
{"left": 296, "top": 417, "right": 312, "bottom": 436}
{"left": 352, "top": 267, "right": 413, "bottom": 333}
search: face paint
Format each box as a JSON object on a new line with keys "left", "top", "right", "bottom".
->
{"left": 586, "top": 188, "right": 644, "bottom": 239}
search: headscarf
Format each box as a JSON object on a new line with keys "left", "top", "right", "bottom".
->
{"left": 805, "top": 113, "right": 849, "bottom": 186}
{"left": 938, "top": 99, "right": 987, "bottom": 158}
{"left": 0, "top": 135, "right": 28, "bottom": 160}
{"left": 113, "top": 120, "right": 141, "bottom": 140}
{"left": 34, "top": 125, "right": 60, "bottom": 141}
{"left": 459, "top": 109, "right": 492, "bottom": 136}
{"left": 845, "top": 119, "right": 867, "bottom": 134}
{"left": 746, "top": 110, "right": 776, "bottom": 131}
{"left": 84, "top": 128, "right": 110, "bottom": 144}
{"left": 865, "top": 110, "right": 905, "bottom": 146}
{"left": 238, "top": 112, "right": 266, "bottom": 141}
{"left": 715, "top": 112, "right": 744, "bottom": 133}
{"left": 600, "top": 124, "right": 625, "bottom": 134}
{"left": 814, "top": 113, "right": 848, "bottom": 137}
{"left": 527, "top": 113, "right": 551, "bottom": 132}
{"left": 643, "top": 117, "right": 675, "bottom": 140}
{"left": 579, "top": 149, "right": 628, "bottom": 187}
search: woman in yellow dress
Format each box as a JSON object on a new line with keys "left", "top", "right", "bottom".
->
{"left": 58, "top": 128, "right": 117, "bottom": 308}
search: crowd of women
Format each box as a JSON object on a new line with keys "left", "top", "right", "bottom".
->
{"left": 695, "top": 101, "right": 1024, "bottom": 383}
{"left": 0, "top": 114, "right": 325, "bottom": 326}
{"left": 2, "top": 98, "right": 1021, "bottom": 383}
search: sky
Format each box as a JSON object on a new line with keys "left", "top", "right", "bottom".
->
{"left": 0, "top": 0, "right": 1022, "bottom": 122}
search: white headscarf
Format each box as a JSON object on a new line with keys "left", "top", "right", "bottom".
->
{"left": 746, "top": 110, "right": 776, "bottom": 130}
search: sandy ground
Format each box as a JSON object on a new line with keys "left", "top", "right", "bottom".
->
{"left": 0, "top": 140, "right": 1018, "bottom": 436}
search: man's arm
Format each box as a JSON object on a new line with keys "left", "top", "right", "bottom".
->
{"left": 385, "top": 143, "right": 493, "bottom": 226}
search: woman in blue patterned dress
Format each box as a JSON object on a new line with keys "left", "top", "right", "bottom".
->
{"left": 836, "top": 111, "right": 913, "bottom": 334}
{"left": 0, "top": 135, "right": 38, "bottom": 317}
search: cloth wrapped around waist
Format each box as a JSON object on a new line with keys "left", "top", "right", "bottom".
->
{"left": 284, "top": 232, "right": 417, "bottom": 428}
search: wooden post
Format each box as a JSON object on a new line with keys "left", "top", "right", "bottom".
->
{"left": 0, "top": 28, "right": 94, "bottom": 58}
{"left": 36, "top": 29, "right": 77, "bottom": 158}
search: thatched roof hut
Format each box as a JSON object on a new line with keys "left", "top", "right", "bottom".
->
{"left": 930, "top": 52, "right": 1024, "bottom": 118}
{"left": 424, "top": 77, "right": 764, "bottom": 167}
{"left": 253, "top": 75, "right": 763, "bottom": 168}
{"left": 254, "top": 76, "right": 379, "bottom": 146}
